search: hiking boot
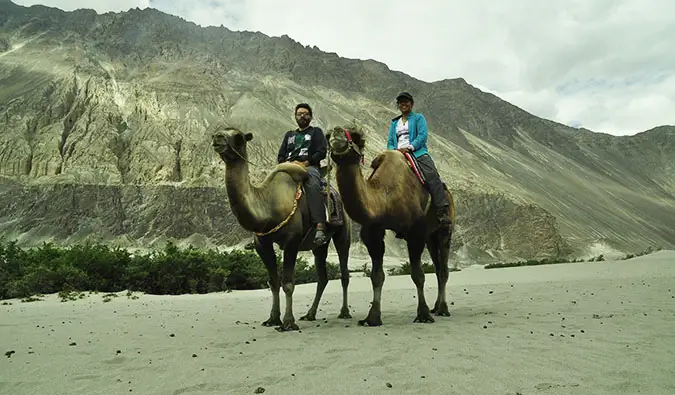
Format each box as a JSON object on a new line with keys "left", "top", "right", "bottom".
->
{"left": 314, "top": 228, "right": 328, "bottom": 245}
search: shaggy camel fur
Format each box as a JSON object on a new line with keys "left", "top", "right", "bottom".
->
{"left": 211, "top": 125, "right": 353, "bottom": 332}
{"left": 326, "top": 124, "right": 456, "bottom": 326}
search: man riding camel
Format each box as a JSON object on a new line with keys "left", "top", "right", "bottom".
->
{"left": 277, "top": 103, "right": 329, "bottom": 245}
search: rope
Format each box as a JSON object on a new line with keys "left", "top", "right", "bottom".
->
{"left": 325, "top": 143, "right": 333, "bottom": 215}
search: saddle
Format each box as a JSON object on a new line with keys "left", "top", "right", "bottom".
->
{"left": 323, "top": 184, "right": 345, "bottom": 226}
{"left": 295, "top": 165, "right": 344, "bottom": 227}
{"left": 298, "top": 183, "right": 344, "bottom": 226}
{"left": 293, "top": 178, "right": 345, "bottom": 251}
{"left": 403, "top": 152, "right": 426, "bottom": 185}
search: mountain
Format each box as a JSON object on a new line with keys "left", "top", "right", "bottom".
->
{"left": 1, "top": 1, "right": 673, "bottom": 265}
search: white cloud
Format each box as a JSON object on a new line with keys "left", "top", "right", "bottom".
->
{"left": 14, "top": 0, "right": 675, "bottom": 135}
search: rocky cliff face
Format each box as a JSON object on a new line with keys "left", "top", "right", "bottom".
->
{"left": 0, "top": 1, "right": 673, "bottom": 263}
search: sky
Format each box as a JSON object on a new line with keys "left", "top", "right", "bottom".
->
{"left": 14, "top": 0, "right": 675, "bottom": 136}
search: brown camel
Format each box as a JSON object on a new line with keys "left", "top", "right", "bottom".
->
{"left": 210, "top": 124, "right": 353, "bottom": 332}
{"left": 326, "top": 124, "right": 456, "bottom": 326}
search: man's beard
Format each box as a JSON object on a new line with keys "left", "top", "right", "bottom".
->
{"left": 296, "top": 118, "right": 310, "bottom": 129}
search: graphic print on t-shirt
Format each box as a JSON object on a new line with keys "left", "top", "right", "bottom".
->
{"left": 286, "top": 132, "right": 312, "bottom": 161}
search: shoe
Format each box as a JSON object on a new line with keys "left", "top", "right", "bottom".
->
{"left": 314, "top": 229, "right": 328, "bottom": 245}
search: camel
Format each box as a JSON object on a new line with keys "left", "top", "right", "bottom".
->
{"left": 210, "top": 124, "right": 353, "bottom": 332}
{"left": 326, "top": 124, "right": 456, "bottom": 326}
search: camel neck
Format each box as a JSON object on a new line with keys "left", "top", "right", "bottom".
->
{"left": 335, "top": 161, "right": 375, "bottom": 224}
{"left": 224, "top": 159, "right": 266, "bottom": 232}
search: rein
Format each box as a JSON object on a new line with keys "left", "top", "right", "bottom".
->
{"left": 225, "top": 140, "right": 263, "bottom": 168}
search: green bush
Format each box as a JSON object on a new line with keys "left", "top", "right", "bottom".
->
{"left": 620, "top": 245, "right": 661, "bottom": 260}
{"left": 389, "top": 261, "right": 437, "bottom": 276}
{"left": 0, "top": 239, "right": 340, "bottom": 300}
{"left": 485, "top": 255, "right": 592, "bottom": 269}
{"left": 388, "top": 261, "right": 461, "bottom": 276}
{"left": 354, "top": 261, "right": 460, "bottom": 277}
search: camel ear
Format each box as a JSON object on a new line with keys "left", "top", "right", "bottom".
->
{"left": 244, "top": 132, "right": 253, "bottom": 141}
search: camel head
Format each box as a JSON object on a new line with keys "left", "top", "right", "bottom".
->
{"left": 211, "top": 125, "right": 253, "bottom": 163}
{"left": 327, "top": 124, "right": 366, "bottom": 165}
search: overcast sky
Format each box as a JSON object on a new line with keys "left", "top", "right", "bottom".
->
{"left": 14, "top": 0, "right": 675, "bottom": 136}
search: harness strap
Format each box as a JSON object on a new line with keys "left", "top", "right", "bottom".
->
{"left": 344, "top": 129, "right": 365, "bottom": 165}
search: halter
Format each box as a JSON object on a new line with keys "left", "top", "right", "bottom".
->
{"left": 330, "top": 128, "right": 365, "bottom": 165}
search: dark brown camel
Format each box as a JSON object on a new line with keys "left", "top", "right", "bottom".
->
{"left": 211, "top": 124, "right": 352, "bottom": 332}
{"left": 326, "top": 124, "right": 456, "bottom": 326}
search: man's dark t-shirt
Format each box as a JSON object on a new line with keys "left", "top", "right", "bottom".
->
{"left": 277, "top": 126, "right": 327, "bottom": 167}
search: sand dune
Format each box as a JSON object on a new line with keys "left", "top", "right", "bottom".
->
{"left": 2, "top": 251, "right": 675, "bottom": 395}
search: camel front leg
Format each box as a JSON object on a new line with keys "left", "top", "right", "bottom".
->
{"left": 427, "top": 230, "right": 452, "bottom": 316}
{"left": 300, "top": 242, "right": 330, "bottom": 321}
{"left": 408, "top": 228, "right": 434, "bottom": 323}
{"left": 358, "top": 225, "right": 386, "bottom": 327}
{"left": 277, "top": 246, "right": 300, "bottom": 332}
{"left": 254, "top": 238, "right": 282, "bottom": 327}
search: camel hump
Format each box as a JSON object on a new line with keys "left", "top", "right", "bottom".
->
{"left": 269, "top": 162, "right": 309, "bottom": 183}
{"left": 370, "top": 150, "right": 404, "bottom": 171}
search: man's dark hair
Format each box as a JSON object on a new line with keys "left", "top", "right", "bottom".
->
{"left": 295, "top": 103, "right": 312, "bottom": 116}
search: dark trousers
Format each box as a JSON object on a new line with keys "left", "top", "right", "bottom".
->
{"left": 305, "top": 165, "right": 327, "bottom": 225}
{"left": 416, "top": 154, "right": 450, "bottom": 211}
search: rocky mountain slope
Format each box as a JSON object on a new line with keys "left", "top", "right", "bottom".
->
{"left": 1, "top": 1, "right": 673, "bottom": 264}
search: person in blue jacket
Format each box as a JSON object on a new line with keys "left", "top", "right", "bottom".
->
{"left": 386, "top": 92, "right": 451, "bottom": 228}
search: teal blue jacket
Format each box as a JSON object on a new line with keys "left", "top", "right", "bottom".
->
{"left": 386, "top": 111, "right": 429, "bottom": 158}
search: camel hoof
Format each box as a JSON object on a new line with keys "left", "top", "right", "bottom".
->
{"left": 275, "top": 322, "right": 300, "bottom": 332}
{"left": 262, "top": 317, "right": 283, "bottom": 327}
{"left": 431, "top": 302, "right": 452, "bottom": 317}
{"left": 357, "top": 317, "right": 383, "bottom": 327}
{"left": 299, "top": 314, "right": 316, "bottom": 321}
{"left": 413, "top": 313, "right": 435, "bottom": 323}
{"left": 337, "top": 310, "right": 352, "bottom": 319}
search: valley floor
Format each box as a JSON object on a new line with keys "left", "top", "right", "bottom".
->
{"left": 1, "top": 252, "right": 674, "bottom": 395}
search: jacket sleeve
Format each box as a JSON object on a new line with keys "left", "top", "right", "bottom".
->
{"left": 409, "top": 114, "right": 428, "bottom": 151}
{"left": 308, "top": 127, "right": 327, "bottom": 166}
{"left": 386, "top": 122, "right": 397, "bottom": 150}
{"left": 277, "top": 132, "right": 289, "bottom": 163}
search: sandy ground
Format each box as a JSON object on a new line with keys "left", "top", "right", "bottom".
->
{"left": 1, "top": 251, "right": 675, "bottom": 395}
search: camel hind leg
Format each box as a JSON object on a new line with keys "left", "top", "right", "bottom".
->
{"left": 332, "top": 216, "right": 352, "bottom": 319}
{"left": 299, "top": 242, "right": 330, "bottom": 321}
{"left": 427, "top": 228, "right": 452, "bottom": 316}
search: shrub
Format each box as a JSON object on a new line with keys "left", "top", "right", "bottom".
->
{"left": 389, "top": 261, "right": 437, "bottom": 276}
{"left": 484, "top": 257, "right": 576, "bottom": 269}
{"left": 354, "top": 261, "right": 460, "bottom": 277}
{"left": 0, "top": 239, "right": 340, "bottom": 300}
